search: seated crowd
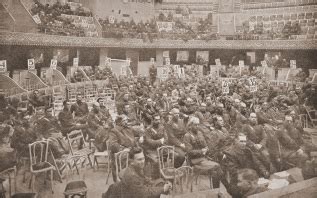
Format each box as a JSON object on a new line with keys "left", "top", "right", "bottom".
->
{"left": 30, "top": 0, "right": 92, "bottom": 36}
{"left": 0, "top": 65, "right": 317, "bottom": 197}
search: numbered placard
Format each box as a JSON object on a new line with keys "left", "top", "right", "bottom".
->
{"left": 222, "top": 80, "right": 230, "bottom": 94}
{"left": 163, "top": 51, "right": 169, "bottom": 58}
{"left": 248, "top": 77, "right": 257, "bottom": 92}
{"left": 150, "top": 58, "right": 155, "bottom": 65}
{"left": 50, "top": 59, "right": 57, "bottom": 69}
{"left": 105, "top": 57, "right": 111, "bottom": 66}
{"left": 0, "top": 60, "right": 7, "bottom": 72}
{"left": 109, "top": 16, "right": 115, "bottom": 24}
{"left": 121, "top": 66, "right": 127, "bottom": 76}
{"left": 28, "top": 59, "right": 35, "bottom": 70}
{"left": 239, "top": 60, "right": 244, "bottom": 67}
{"left": 261, "top": 61, "right": 268, "bottom": 67}
{"left": 290, "top": 60, "right": 296, "bottom": 69}
{"left": 126, "top": 58, "right": 131, "bottom": 66}
{"left": 215, "top": 59, "right": 221, "bottom": 66}
{"left": 73, "top": 58, "right": 79, "bottom": 67}
{"left": 165, "top": 57, "right": 170, "bottom": 66}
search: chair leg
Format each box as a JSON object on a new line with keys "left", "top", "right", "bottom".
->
{"left": 50, "top": 169, "right": 54, "bottom": 194}
{"left": 87, "top": 155, "right": 93, "bottom": 168}
{"left": 209, "top": 171, "right": 213, "bottom": 189}
{"left": 106, "top": 163, "right": 111, "bottom": 184}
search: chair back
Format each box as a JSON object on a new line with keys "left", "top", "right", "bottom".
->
{"left": 157, "top": 146, "right": 175, "bottom": 171}
{"left": 28, "top": 140, "right": 50, "bottom": 171}
{"left": 66, "top": 130, "right": 87, "bottom": 155}
{"left": 114, "top": 150, "right": 129, "bottom": 181}
{"left": 299, "top": 114, "right": 308, "bottom": 128}
{"left": 175, "top": 166, "right": 193, "bottom": 193}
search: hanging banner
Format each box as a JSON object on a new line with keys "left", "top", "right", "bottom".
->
{"left": 222, "top": 80, "right": 230, "bottom": 94}
{"left": 73, "top": 57, "right": 79, "bottom": 67}
{"left": 176, "top": 51, "right": 189, "bottom": 62}
{"left": 248, "top": 77, "right": 257, "bottom": 92}
{"left": 0, "top": 60, "right": 7, "bottom": 72}
{"left": 28, "top": 59, "right": 35, "bottom": 70}
{"left": 290, "top": 60, "right": 296, "bottom": 69}
{"left": 50, "top": 59, "right": 57, "bottom": 70}
{"left": 239, "top": 60, "right": 244, "bottom": 67}
{"left": 196, "top": 51, "right": 209, "bottom": 63}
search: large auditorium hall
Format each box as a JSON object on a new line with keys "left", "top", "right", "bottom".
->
{"left": 0, "top": 0, "right": 317, "bottom": 197}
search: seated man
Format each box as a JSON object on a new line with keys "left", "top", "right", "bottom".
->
{"left": 108, "top": 116, "right": 144, "bottom": 182}
{"left": 143, "top": 114, "right": 168, "bottom": 179}
{"left": 35, "top": 107, "right": 69, "bottom": 159}
{"left": 166, "top": 108, "right": 186, "bottom": 168}
{"left": 184, "top": 117, "right": 224, "bottom": 188}
{"left": 87, "top": 102, "right": 109, "bottom": 140}
{"left": 104, "top": 147, "right": 172, "bottom": 198}
{"left": 70, "top": 95, "right": 89, "bottom": 122}
{"left": 58, "top": 100, "right": 88, "bottom": 136}
{"left": 242, "top": 113, "right": 274, "bottom": 174}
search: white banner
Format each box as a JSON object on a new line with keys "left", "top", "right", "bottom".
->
{"left": 73, "top": 58, "right": 79, "bottom": 67}
{"left": 0, "top": 60, "right": 7, "bottom": 72}
{"left": 290, "top": 60, "right": 296, "bottom": 69}
{"left": 28, "top": 59, "right": 35, "bottom": 70}
{"left": 50, "top": 59, "right": 57, "bottom": 69}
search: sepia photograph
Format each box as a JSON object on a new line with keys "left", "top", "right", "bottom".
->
{"left": 0, "top": 0, "right": 317, "bottom": 197}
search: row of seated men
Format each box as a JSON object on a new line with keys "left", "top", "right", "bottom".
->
{"left": 1, "top": 79, "right": 317, "bottom": 197}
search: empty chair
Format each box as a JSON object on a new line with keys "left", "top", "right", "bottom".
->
{"left": 28, "top": 140, "right": 55, "bottom": 193}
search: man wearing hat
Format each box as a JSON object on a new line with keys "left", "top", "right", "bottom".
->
{"left": 166, "top": 108, "right": 186, "bottom": 168}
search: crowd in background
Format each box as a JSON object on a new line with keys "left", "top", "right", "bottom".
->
{"left": 30, "top": 0, "right": 92, "bottom": 36}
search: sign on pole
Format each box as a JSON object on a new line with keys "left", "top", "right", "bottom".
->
{"left": 0, "top": 60, "right": 7, "bottom": 72}
{"left": 222, "top": 80, "right": 230, "bottom": 94}
{"left": 165, "top": 57, "right": 170, "bottom": 66}
{"left": 109, "top": 16, "right": 115, "bottom": 24}
{"left": 73, "top": 58, "right": 79, "bottom": 67}
{"left": 28, "top": 59, "right": 35, "bottom": 70}
{"left": 290, "top": 60, "right": 296, "bottom": 69}
{"left": 121, "top": 66, "right": 127, "bottom": 76}
{"left": 105, "top": 57, "right": 111, "bottom": 66}
{"left": 126, "top": 58, "right": 131, "bottom": 66}
{"left": 50, "top": 59, "right": 57, "bottom": 70}
{"left": 215, "top": 59, "right": 221, "bottom": 66}
{"left": 163, "top": 51, "right": 169, "bottom": 58}
{"left": 248, "top": 77, "right": 257, "bottom": 92}
{"left": 150, "top": 58, "right": 155, "bottom": 65}
{"left": 261, "top": 61, "right": 268, "bottom": 67}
